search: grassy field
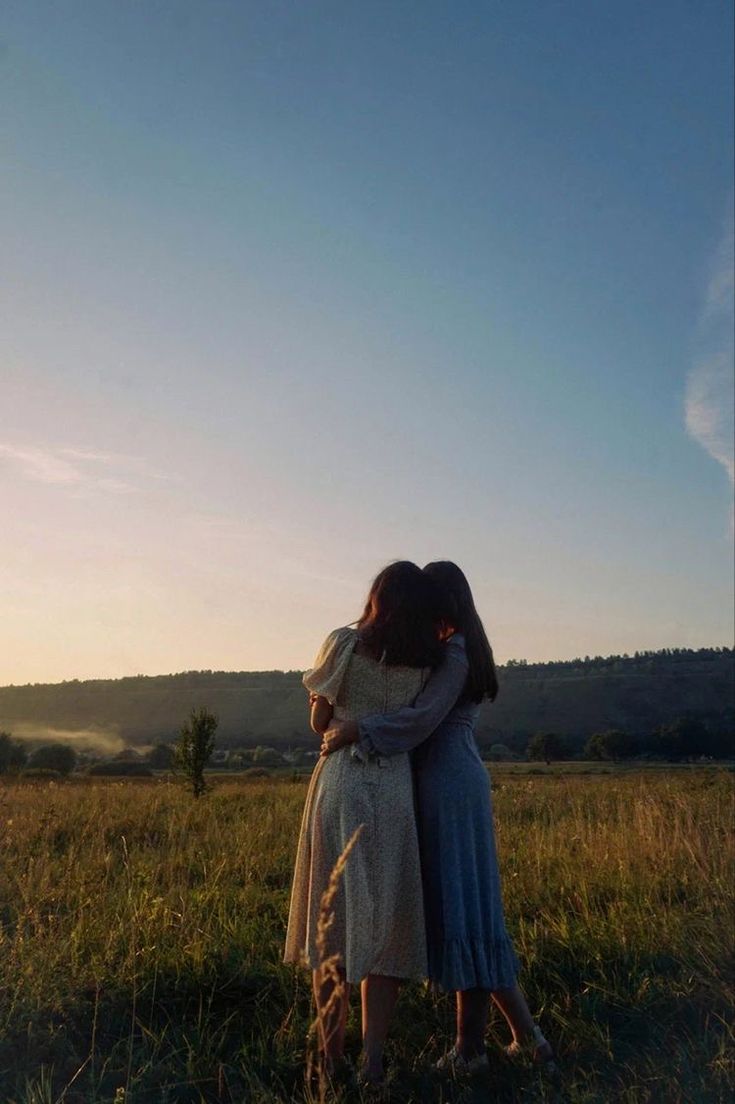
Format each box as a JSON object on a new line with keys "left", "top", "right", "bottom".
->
{"left": 0, "top": 768, "right": 732, "bottom": 1103}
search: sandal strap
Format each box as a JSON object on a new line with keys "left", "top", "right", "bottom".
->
{"left": 505, "top": 1023, "right": 551, "bottom": 1058}
{"left": 436, "top": 1045, "right": 489, "bottom": 1075}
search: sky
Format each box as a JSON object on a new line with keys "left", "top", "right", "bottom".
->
{"left": 1, "top": 1, "right": 733, "bottom": 685}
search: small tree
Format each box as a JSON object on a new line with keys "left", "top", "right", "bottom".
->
{"left": 585, "top": 733, "right": 608, "bottom": 761}
{"left": 0, "top": 731, "right": 27, "bottom": 773}
{"left": 252, "top": 745, "right": 287, "bottom": 767}
{"left": 488, "top": 743, "right": 517, "bottom": 762}
{"left": 527, "top": 732, "right": 568, "bottom": 764}
{"left": 147, "top": 742, "right": 176, "bottom": 770}
{"left": 27, "top": 743, "right": 77, "bottom": 776}
{"left": 655, "top": 717, "right": 710, "bottom": 761}
{"left": 585, "top": 730, "right": 636, "bottom": 761}
{"left": 176, "top": 708, "right": 218, "bottom": 798}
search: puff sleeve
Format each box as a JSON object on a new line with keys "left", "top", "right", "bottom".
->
{"left": 302, "top": 626, "right": 357, "bottom": 704}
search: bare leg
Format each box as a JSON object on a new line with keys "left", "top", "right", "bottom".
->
{"left": 312, "top": 967, "right": 350, "bottom": 1069}
{"left": 492, "top": 984, "right": 554, "bottom": 1060}
{"left": 360, "top": 974, "right": 402, "bottom": 1082}
{"left": 490, "top": 984, "right": 536, "bottom": 1043}
{"left": 455, "top": 988, "right": 491, "bottom": 1058}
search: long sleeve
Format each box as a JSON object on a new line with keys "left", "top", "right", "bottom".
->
{"left": 356, "top": 634, "right": 469, "bottom": 758}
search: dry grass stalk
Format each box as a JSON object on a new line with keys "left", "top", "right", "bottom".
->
{"left": 306, "top": 823, "right": 364, "bottom": 1101}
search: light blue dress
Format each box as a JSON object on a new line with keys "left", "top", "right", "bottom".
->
{"left": 357, "top": 634, "right": 520, "bottom": 992}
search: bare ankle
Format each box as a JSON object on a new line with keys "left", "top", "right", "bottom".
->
{"left": 457, "top": 1037, "right": 485, "bottom": 1060}
{"left": 361, "top": 1050, "right": 384, "bottom": 1078}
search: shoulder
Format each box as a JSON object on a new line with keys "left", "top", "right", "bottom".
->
{"left": 319, "top": 626, "right": 357, "bottom": 657}
{"left": 302, "top": 626, "right": 358, "bottom": 701}
{"left": 327, "top": 625, "right": 358, "bottom": 645}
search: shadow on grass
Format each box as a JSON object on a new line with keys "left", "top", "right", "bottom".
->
{"left": 1, "top": 946, "right": 732, "bottom": 1104}
{"left": 1, "top": 957, "right": 309, "bottom": 1104}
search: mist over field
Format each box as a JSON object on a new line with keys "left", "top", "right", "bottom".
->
{"left": 7, "top": 723, "right": 129, "bottom": 756}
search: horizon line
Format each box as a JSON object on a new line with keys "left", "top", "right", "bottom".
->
{"left": 2, "top": 642, "right": 733, "bottom": 691}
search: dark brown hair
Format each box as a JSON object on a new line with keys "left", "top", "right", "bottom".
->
{"left": 423, "top": 561, "right": 499, "bottom": 703}
{"left": 357, "top": 561, "right": 443, "bottom": 668}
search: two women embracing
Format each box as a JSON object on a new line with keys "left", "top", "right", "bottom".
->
{"left": 284, "top": 560, "right": 557, "bottom": 1091}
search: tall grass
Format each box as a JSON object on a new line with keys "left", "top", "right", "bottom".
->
{"left": 0, "top": 770, "right": 732, "bottom": 1102}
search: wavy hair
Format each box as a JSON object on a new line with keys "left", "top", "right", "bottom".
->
{"left": 357, "top": 561, "right": 443, "bottom": 668}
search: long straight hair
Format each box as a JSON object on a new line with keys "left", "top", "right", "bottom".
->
{"left": 423, "top": 561, "right": 499, "bottom": 702}
{"left": 357, "top": 561, "right": 443, "bottom": 668}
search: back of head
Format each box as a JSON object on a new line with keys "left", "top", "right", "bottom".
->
{"left": 423, "top": 561, "right": 499, "bottom": 703}
{"left": 358, "top": 561, "right": 442, "bottom": 668}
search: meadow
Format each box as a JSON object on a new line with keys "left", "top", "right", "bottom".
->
{"left": 0, "top": 767, "right": 732, "bottom": 1103}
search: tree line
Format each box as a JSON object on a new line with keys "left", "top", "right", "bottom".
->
{"left": 504, "top": 646, "right": 732, "bottom": 677}
{"left": 2, "top": 646, "right": 732, "bottom": 752}
{"left": 2, "top": 710, "right": 732, "bottom": 780}
{"left": 524, "top": 715, "right": 732, "bottom": 763}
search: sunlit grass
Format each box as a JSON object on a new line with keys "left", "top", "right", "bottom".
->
{"left": 0, "top": 770, "right": 732, "bottom": 1102}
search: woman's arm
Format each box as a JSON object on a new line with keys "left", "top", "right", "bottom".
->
{"left": 322, "top": 635, "right": 469, "bottom": 757}
{"left": 310, "top": 693, "right": 333, "bottom": 735}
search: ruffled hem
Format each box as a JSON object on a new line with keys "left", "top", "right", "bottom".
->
{"left": 429, "top": 935, "right": 520, "bottom": 992}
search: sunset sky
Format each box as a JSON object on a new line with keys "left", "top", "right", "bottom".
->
{"left": 2, "top": 1, "right": 733, "bottom": 685}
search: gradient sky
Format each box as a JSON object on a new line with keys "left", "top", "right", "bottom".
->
{"left": 2, "top": 1, "right": 733, "bottom": 685}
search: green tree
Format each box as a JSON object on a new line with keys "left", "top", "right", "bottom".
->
{"left": 176, "top": 708, "right": 218, "bottom": 798}
{"left": 655, "top": 717, "right": 710, "bottom": 761}
{"left": 0, "top": 731, "right": 27, "bottom": 773}
{"left": 27, "top": 744, "right": 77, "bottom": 775}
{"left": 488, "top": 743, "right": 517, "bottom": 761}
{"left": 585, "top": 733, "right": 608, "bottom": 760}
{"left": 527, "top": 732, "right": 568, "bottom": 764}
{"left": 147, "top": 742, "right": 176, "bottom": 770}
{"left": 252, "top": 745, "right": 286, "bottom": 767}
{"left": 585, "top": 730, "right": 636, "bottom": 761}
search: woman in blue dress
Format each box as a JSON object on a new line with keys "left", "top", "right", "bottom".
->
{"left": 321, "top": 561, "right": 556, "bottom": 1075}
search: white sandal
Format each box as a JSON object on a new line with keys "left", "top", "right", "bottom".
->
{"left": 435, "top": 1045, "right": 490, "bottom": 1076}
{"left": 505, "top": 1024, "right": 559, "bottom": 1077}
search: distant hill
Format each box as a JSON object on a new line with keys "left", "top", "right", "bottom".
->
{"left": 1, "top": 647, "right": 732, "bottom": 755}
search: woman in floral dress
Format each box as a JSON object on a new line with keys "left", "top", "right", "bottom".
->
{"left": 284, "top": 560, "right": 442, "bottom": 1086}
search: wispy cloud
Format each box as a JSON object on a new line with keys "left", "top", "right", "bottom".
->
{"left": 0, "top": 443, "right": 165, "bottom": 494}
{"left": 685, "top": 208, "right": 735, "bottom": 493}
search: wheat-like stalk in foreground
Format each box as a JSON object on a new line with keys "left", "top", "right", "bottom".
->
{"left": 306, "top": 824, "right": 364, "bottom": 1101}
